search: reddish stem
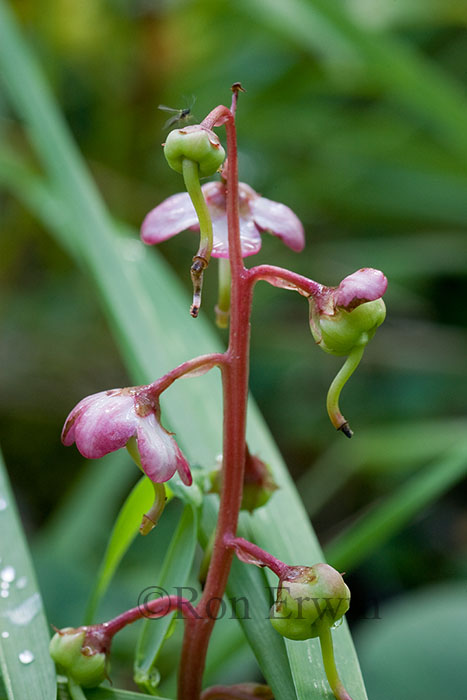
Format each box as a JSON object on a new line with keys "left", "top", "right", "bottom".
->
{"left": 103, "top": 595, "right": 198, "bottom": 638}
{"left": 178, "top": 107, "right": 252, "bottom": 699}
{"left": 201, "top": 684, "right": 272, "bottom": 700}
{"left": 248, "top": 263, "right": 324, "bottom": 298}
{"left": 224, "top": 535, "right": 291, "bottom": 579}
{"left": 148, "top": 352, "right": 227, "bottom": 396}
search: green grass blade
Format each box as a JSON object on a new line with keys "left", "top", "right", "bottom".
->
{"left": 134, "top": 506, "right": 198, "bottom": 689}
{"left": 299, "top": 418, "right": 467, "bottom": 516}
{"left": 0, "top": 5, "right": 368, "bottom": 696}
{"left": 245, "top": 0, "right": 467, "bottom": 159}
{"left": 85, "top": 687, "right": 172, "bottom": 700}
{"left": 0, "top": 448, "right": 56, "bottom": 700}
{"left": 84, "top": 476, "right": 159, "bottom": 624}
{"left": 326, "top": 442, "right": 467, "bottom": 571}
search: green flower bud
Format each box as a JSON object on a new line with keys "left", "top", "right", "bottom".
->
{"left": 270, "top": 564, "right": 350, "bottom": 641}
{"left": 164, "top": 125, "right": 225, "bottom": 178}
{"left": 312, "top": 298, "right": 386, "bottom": 356}
{"left": 49, "top": 627, "right": 107, "bottom": 688}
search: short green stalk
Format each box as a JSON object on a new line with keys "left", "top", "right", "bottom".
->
{"left": 326, "top": 344, "right": 365, "bottom": 438}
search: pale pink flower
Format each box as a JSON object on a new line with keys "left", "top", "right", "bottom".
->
{"left": 62, "top": 387, "right": 192, "bottom": 485}
{"left": 141, "top": 181, "right": 305, "bottom": 258}
{"left": 314, "top": 268, "right": 388, "bottom": 315}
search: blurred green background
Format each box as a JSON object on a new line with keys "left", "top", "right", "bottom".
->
{"left": 2, "top": 0, "right": 467, "bottom": 697}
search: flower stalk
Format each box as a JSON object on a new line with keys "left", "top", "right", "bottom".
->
{"left": 181, "top": 157, "right": 214, "bottom": 316}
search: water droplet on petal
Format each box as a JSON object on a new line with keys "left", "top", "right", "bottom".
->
{"left": 16, "top": 577, "right": 27, "bottom": 590}
{"left": 0, "top": 498, "right": 7, "bottom": 511}
{"left": 1, "top": 631, "right": 9, "bottom": 639}
{"left": 1, "top": 566, "right": 16, "bottom": 583}
{"left": 18, "top": 650, "right": 34, "bottom": 664}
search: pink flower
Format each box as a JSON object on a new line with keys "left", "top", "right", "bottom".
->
{"left": 334, "top": 268, "right": 388, "bottom": 311}
{"left": 62, "top": 387, "right": 192, "bottom": 486}
{"left": 141, "top": 181, "right": 305, "bottom": 258}
{"left": 314, "top": 268, "right": 388, "bottom": 315}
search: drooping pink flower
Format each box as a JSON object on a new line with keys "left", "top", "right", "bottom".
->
{"left": 141, "top": 181, "right": 305, "bottom": 258}
{"left": 62, "top": 387, "right": 192, "bottom": 485}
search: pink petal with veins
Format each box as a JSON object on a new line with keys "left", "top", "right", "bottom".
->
{"left": 141, "top": 192, "right": 198, "bottom": 244}
{"left": 209, "top": 215, "right": 262, "bottom": 259}
{"left": 136, "top": 415, "right": 192, "bottom": 485}
{"left": 250, "top": 196, "right": 305, "bottom": 252}
{"left": 64, "top": 390, "right": 137, "bottom": 459}
{"left": 335, "top": 268, "right": 388, "bottom": 310}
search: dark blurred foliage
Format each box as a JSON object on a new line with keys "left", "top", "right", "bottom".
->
{"left": 2, "top": 0, "right": 467, "bottom": 695}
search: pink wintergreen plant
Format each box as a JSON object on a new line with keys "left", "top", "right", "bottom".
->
{"left": 55, "top": 86, "right": 386, "bottom": 700}
{"left": 61, "top": 386, "right": 192, "bottom": 486}
{"left": 141, "top": 180, "right": 305, "bottom": 259}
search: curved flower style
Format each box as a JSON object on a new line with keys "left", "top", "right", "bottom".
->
{"left": 62, "top": 387, "right": 192, "bottom": 485}
{"left": 141, "top": 181, "right": 305, "bottom": 258}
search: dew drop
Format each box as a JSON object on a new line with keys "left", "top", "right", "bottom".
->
{"left": 18, "top": 649, "right": 34, "bottom": 665}
{"left": 1, "top": 566, "right": 16, "bottom": 583}
{"left": 332, "top": 617, "right": 344, "bottom": 629}
{"left": 16, "top": 577, "right": 27, "bottom": 590}
{"left": 5, "top": 593, "right": 41, "bottom": 626}
{"left": 1, "top": 590, "right": 9, "bottom": 598}
{"left": 1, "top": 631, "right": 9, "bottom": 639}
{"left": 0, "top": 498, "right": 7, "bottom": 512}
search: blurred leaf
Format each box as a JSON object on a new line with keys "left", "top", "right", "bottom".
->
{"left": 134, "top": 505, "right": 198, "bottom": 692}
{"left": 326, "top": 442, "right": 467, "bottom": 571}
{"left": 35, "top": 451, "right": 136, "bottom": 566}
{"left": 0, "top": 448, "right": 56, "bottom": 700}
{"left": 85, "top": 687, "right": 172, "bottom": 700}
{"left": 244, "top": 0, "right": 467, "bottom": 159}
{"left": 355, "top": 582, "right": 467, "bottom": 700}
{"left": 84, "top": 476, "right": 160, "bottom": 623}
{"left": 299, "top": 418, "right": 467, "bottom": 515}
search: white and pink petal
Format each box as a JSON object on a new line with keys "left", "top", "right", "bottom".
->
{"left": 70, "top": 391, "right": 137, "bottom": 459}
{"left": 141, "top": 192, "right": 199, "bottom": 245}
{"left": 250, "top": 196, "right": 305, "bottom": 252}
{"left": 136, "top": 414, "right": 192, "bottom": 486}
{"left": 335, "top": 268, "right": 387, "bottom": 310}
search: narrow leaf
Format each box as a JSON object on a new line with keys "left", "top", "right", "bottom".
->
{"left": 0, "top": 448, "right": 56, "bottom": 700}
{"left": 326, "top": 442, "right": 467, "bottom": 570}
{"left": 135, "top": 506, "right": 198, "bottom": 688}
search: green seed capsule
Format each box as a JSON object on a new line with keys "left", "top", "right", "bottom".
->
{"left": 49, "top": 628, "right": 107, "bottom": 688}
{"left": 164, "top": 125, "right": 225, "bottom": 178}
{"left": 310, "top": 298, "right": 386, "bottom": 356}
{"left": 270, "top": 564, "right": 350, "bottom": 641}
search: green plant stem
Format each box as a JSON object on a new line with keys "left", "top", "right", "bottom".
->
{"left": 182, "top": 158, "right": 214, "bottom": 262}
{"left": 326, "top": 345, "right": 365, "bottom": 437}
{"left": 182, "top": 158, "right": 214, "bottom": 317}
{"left": 215, "top": 258, "right": 232, "bottom": 328}
{"left": 319, "top": 627, "right": 353, "bottom": 700}
{"left": 67, "top": 678, "right": 87, "bottom": 700}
